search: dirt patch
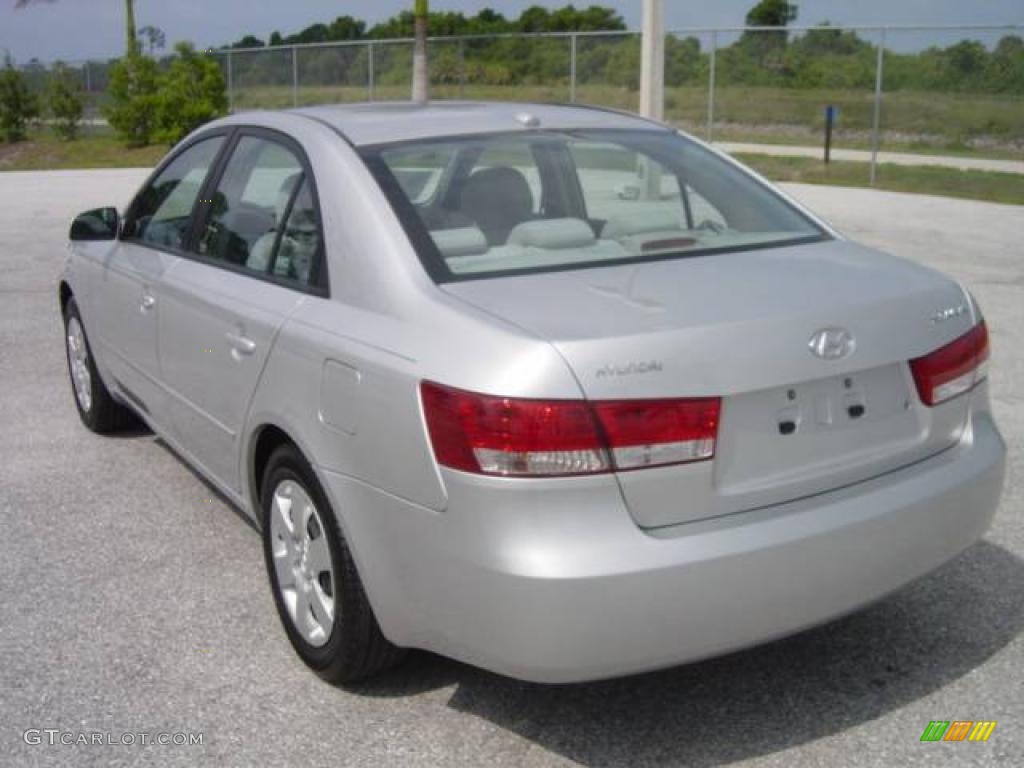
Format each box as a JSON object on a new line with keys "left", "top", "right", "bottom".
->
{"left": 0, "top": 142, "right": 29, "bottom": 169}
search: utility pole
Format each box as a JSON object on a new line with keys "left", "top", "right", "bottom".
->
{"left": 639, "top": 0, "right": 664, "bottom": 199}
{"left": 639, "top": 0, "right": 664, "bottom": 120}
{"left": 125, "top": 0, "right": 139, "bottom": 55}
{"left": 411, "top": 0, "right": 429, "bottom": 103}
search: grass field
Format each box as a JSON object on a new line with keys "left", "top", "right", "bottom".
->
{"left": 0, "top": 130, "right": 167, "bottom": 172}
{"left": 220, "top": 82, "right": 1024, "bottom": 160}
{"left": 736, "top": 153, "right": 1024, "bottom": 206}
{"left": 2, "top": 125, "right": 1021, "bottom": 207}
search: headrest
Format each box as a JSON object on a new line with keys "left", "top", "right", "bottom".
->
{"left": 459, "top": 167, "right": 535, "bottom": 245}
{"left": 431, "top": 226, "right": 489, "bottom": 258}
{"left": 507, "top": 218, "right": 596, "bottom": 249}
{"left": 602, "top": 209, "right": 684, "bottom": 239}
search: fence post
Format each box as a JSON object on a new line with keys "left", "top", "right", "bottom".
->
{"left": 368, "top": 42, "right": 375, "bottom": 101}
{"left": 292, "top": 46, "right": 299, "bottom": 107}
{"left": 870, "top": 28, "right": 886, "bottom": 186}
{"left": 707, "top": 30, "right": 717, "bottom": 142}
{"left": 458, "top": 38, "right": 466, "bottom": 99}
{"left": 226, "top": 50, "right": 234, "bottom": 112}
{"left": 569, "top": 33, "right": 577, "bottom": 103}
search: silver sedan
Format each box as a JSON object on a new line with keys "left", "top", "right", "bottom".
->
{"left": 59, "top": 102, "right": 1006, "bottom": 683}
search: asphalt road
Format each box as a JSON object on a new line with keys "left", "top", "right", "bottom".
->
{"left": 1, "top": 170, "right": 1021, "bottom": 767}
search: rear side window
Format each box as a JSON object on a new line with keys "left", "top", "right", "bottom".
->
{"left": 125, "top": 136, "right": 224, "bottom": 250}
{"left": 194, "top": 136, "right": 322, "bottom": 287}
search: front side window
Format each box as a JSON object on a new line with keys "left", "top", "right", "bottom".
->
{"left": 126, "top": 136, "right": 224, "bottom": 250}
{"left": 195, "top": 135, "right": 322, "bottom": 287}
{"left": 365, "top": 130, "right": 827, "bottom": 281}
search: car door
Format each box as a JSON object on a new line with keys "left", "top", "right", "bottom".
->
{"left": 157, "top": 129, "right": 328, "bottom": 494}
{"left": 94, "top": 134, "right": 227, "bottom": 425}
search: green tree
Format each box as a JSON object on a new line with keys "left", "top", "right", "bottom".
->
{"left": 104, "top": 52, "right": 159, "bottom": 146}
{"left": 155, "top": 42, "right": 228, "bottom": 144}
{"left": 990, "top": 35, "right": 1024, "bottom": 93}
{"left": 138, "top": 25, "right": 166, "bottom": 55}
{"left": 741, "top": 0, "right": 798, "bottom": 72}
{"left": 46, "top": 61, "right": 83, "bottom": 140}
{"left": 745, "top": 0, "right": 798, "bottom": 26}
{"left": 229, "top": 35, "right": 265, "bottom": 49}
{"left": 0, "top": 56, "right": 38, "bottom": 142}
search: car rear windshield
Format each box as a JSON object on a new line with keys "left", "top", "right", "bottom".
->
{"left": 361, "top": 129, "right": 828, "bottom": 282}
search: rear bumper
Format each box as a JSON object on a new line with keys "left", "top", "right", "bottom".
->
{"left": 323, "top": 409, "right": 1005, "bottom": 684}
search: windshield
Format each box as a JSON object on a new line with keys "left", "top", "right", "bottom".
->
{"left": 362, "top": 129, "right": 828, "bottom": 282}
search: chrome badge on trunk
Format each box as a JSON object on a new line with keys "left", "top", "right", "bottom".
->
{"left": 808, "top": 328, "right": 855, "bottom": 360}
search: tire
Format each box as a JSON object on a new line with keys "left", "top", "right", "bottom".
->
{"left": 63, "top": 296, "right": 136, "bottom": 434}
{"left": 260, "top": 443, "right": 405, "bottom": 683}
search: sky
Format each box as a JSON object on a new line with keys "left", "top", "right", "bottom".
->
{"left": 1, "top": 0, "right": 1022, "bottom": 63}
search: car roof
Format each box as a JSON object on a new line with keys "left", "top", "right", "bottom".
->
{"left": 279, "top": 101, "right": 668, "bottom": 146}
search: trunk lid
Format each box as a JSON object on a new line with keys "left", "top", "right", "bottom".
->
{"left": 443, "top": 239, "right": 975, "bottom": 527}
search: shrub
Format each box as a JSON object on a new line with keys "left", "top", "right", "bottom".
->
{"left": 47, "top": 62, "right": 84, "bottom": 141}
{"left": 105, "top": 52, "right": 160, "bottom": 147}
{"left": 155, "top": 42, "right": 228, "bottom": 144}
{"left": 0, "top": 57, "right": 39, "bottom": 143}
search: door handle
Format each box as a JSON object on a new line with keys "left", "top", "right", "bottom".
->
{"left": 225, "top": 330, "right": 256, "bottom": 357}
{"left": 140, "top": 293, "right": 156, "bottom": 312}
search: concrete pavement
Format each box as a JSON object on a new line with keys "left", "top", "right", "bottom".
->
{"left": 1, "top": 169, "right": 1021, "bottom": 767}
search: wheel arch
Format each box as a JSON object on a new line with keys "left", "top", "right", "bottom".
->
{"left": 248, "top": 422, "right": 294, "bottom": 527}
{"left": 59, "top": 280, "right": 73, "bottom": 314}
{"left": 244, "top": 417, "right": 406, "bottom": 640}
{"left": 245, "top": 419, "right": 335, "bottom": 531}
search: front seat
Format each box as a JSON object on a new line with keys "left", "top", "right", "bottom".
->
{"left": 459, "top": 167, "right": 534, "bottom": 246}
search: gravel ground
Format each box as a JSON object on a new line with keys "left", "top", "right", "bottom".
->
{"left": 0, "top": 170, "right": 1020, "bottom": 767}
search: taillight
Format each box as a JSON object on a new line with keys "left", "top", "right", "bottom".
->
{"left": 420, "top": 381, "right": 720, "bottom": 477}
{"left": 909, "top": 321, "right": 989, "bottom": 406}
{"left": 592, "top": 398, "right": 720, "bottom": 470}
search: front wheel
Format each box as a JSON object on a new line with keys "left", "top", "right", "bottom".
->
{"left": 63, "top": 297, "right": 135, "bottom": 433}
{"left": 261, "top": 443, "right": 405, "bottom": 683}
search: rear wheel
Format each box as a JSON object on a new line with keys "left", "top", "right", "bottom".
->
{"left": 63, "top": 297, "right": 135, "bottom": 433}
{"left": 261, "top": 443, "right": 405, "bottom": 682}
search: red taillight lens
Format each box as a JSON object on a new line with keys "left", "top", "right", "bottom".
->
{"left": 593, "top": 398, "right": 721, "bottom": 470}
{"left": 420, "top": 381, "right": 721, "bottom": 477}
{"left": 909, "top": 321, "right": 989, "bottom": 406}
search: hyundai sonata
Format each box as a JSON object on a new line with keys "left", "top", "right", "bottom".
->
{"left": 60, "top": 102, "right": 1006, "bottom": 683}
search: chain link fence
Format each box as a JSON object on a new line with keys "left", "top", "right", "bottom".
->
{"left": 18, "top": 24, "right": 1024, "bottom": 181}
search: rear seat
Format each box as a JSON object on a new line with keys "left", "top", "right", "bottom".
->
{"left": 439, "top": 218, "right": 627, "bottom": 273}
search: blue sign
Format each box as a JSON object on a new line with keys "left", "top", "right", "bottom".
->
{"left": 825, "top": 105, "right": 840, "bottom": 122}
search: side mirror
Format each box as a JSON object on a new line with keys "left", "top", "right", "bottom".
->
{"left": 70, "top": 207, "right": 119, "bottom": 242}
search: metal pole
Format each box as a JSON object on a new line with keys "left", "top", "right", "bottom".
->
{"left": 368, "top": 43, "right": 375, "bottom": 101}
{"left": 706, "top": 30, "right": 717, "bottom": 142}
{"left": 292, "top": 46, "right": 299, "bottom": 107}
{"left": 569, "top": 33, "right": 577, "bottom": 103}
{"left": 412, "top": 0, "right": 430, "bottom": 103}
{"left": 226, "top": 50, "right": 234, "bottom": 112}
{"left": 84, "top": 60, "right": 91, "bottom": 93}
{"left": 458, "top": 38, "right": 466, "bottom": 98}
{"left": 639, "top": 0, "right": 664, "bottom": 120}
{"left": 824, "top": 106, "right": 834, "bottom": 163}
{"left": 869, "top": 29, "right": 886, "bottom": 186}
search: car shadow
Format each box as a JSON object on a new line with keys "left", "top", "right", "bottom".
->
{"left": 101, "top": 416, "right": 152, "bottom": 439}
{"left": 153, "top": 437, "right": 260, "bottom": 532}
{"left": 352, "top": 540, "right": 1023, "bottom": 766}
